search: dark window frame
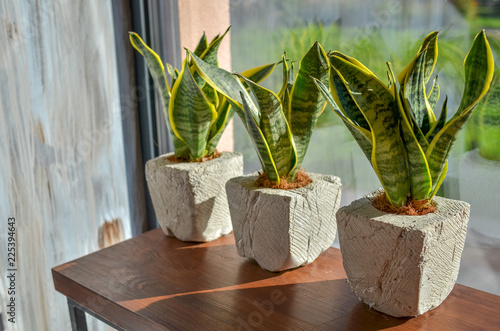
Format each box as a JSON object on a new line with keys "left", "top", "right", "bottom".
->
{"left": 112, "top": 0, "right": 181, "bottom": 233}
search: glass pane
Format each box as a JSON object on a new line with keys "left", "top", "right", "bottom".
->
{"left": 230, "top": 0, "right": 500, "bottom": 295}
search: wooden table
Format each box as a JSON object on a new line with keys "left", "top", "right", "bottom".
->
{"left": 52, "top": 228, "right": 500, "bottom": 331}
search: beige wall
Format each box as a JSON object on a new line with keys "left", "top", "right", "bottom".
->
{"left": 178, "top": 0, "right": 234, "bottom": 152}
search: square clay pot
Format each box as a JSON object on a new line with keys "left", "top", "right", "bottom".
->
{"left": 336, "top": 192, "right": 470, "bottom": 317}
{"left": 226, "top": 172, "right": 342, "bottom": 272}
{"left": 146, "top": 152, "right": 243, "bottom": 242}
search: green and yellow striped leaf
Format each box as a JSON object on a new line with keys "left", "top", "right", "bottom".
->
{"left": 278, "top": 53, "right": 289, "bottom": 99}
{"left": 129, "top": 32, "right": 170, "bottom": 106}
{"left": 166, "top": 62, "right": 176, "bottom": 78}
{"left": 455, "top": 30, "right": 495, "bottom": 117}
{"left": 190, "top": 51, "right": 259, "bottom": 120}
{"left": 193, "top": 32, "right": 208, "bottom": 57}
{"left": 240, "top": 92, "right": 280, "bottom": 183}
{"left": 426, "top": 30, "right": 494, "bottom": 189}
{"left": 330, "top": 53, "right": 409, "bottom": 206}
{"left": 286, "top": 61, "right": 295, "bottom": 92}
{"left": 398, "top": 31, "right": 439, "bottom": 84}
{"left": 206, "top": 101, "right": 234, "bottom": 155}
{"left": 408, "top": 109, "right": 430, "bottom": 148}
{"left": 314, "top": 78, "right": 373, "bottom": 162}
{"left": 429, "top": 161, "right": 447, "bottom": 199}
{"left": 403, "top": 47, "right": 436, "bottom": 135}
{"left": 427, "top": 75, "right": 440, "bottom": 111}
{"left": 329, "top": 66, "right": 370, "bottom": 130}
{"left": 237, "top": 74, "right": 295, "bottom": 178}
{"left": 329, "top": 51, "right": 376, "bottom": 77}
{"left": 288, "top": 42, "right": 329, "bottom": 177}
{"left": 426, "top": 112, "right": 473, "bottom": 189}
{"left": 389, "top": 63, "right": 432, "bottom": 200}
{"left": 420, "top": 32, "right": 439, "bottom": 84}
{"left": 169, "top": 57, "right": 217, "bottom": 160}
{"left": 190, "top": 27, "right": 230, "bottom": 86}
{"left": 425, "top": 96, "right": 448, "bottom": 143}
{"left": 203, "top": 60, "right": 281, "bottom": 153}
{"left": 199, "top": 26, "right": 231, "bottom": 67}
{"left": 130, "top": 32, "right": 189, "bottom": 158}
{"left": 282, "top": 92, "right": 291, "bottom": 126}
{"left": 240, "top": 62, "right": 280, "bottom": 85}
{"left": 279, "top": 58, "right": 295, "bottom": 122}
{"left": 202, "top": 83, "right": 219, "bottom": 108}
{"left": 166, "top": 63, "right": 180, "bottom": 87}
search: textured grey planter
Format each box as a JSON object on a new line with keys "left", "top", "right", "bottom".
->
{"left": 146, "top": 152, "right": 243, "bottom": 242}
{"left": 226, "top": 173, "right": 342, "bottom": 272}
{"left": 337, "top": 193, "right": 470, "bottom": 317}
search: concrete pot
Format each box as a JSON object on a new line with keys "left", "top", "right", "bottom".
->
{"left": 226, "top": 172, "right": 342, "bottom": 272}
{"left": 336, "top": 192, "right": 470, "bottom": 317}
{"left": 146, "top": 152, "right": 243, "bottom": 242}
{"left": 459, "top": 149, "right": 500, "bottom": 239}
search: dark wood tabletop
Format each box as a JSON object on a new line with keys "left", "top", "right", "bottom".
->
{"left": 52, "top": 228, "right": 500, "bottom": 331}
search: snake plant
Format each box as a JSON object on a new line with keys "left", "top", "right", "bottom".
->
{"left": 315, "top": 30, "right": 494, "bottom": 207}
{"left": 189, "top": 42, "right": 329, "bottom": 184}
{"left": 129, "top": 28, "right": 279, "bottom": 161}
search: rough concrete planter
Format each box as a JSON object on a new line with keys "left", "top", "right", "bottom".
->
{"left": 146, "top": 152, "right": 243, "bottom": 242}
{"left": 337, "top": 193, "right": 470, "bottom": 317}
{"left": 459, "top": 149, "right": 500, "bottom": 239}
{"left": 226, "top": 172, "right": 342, "bottom": 272}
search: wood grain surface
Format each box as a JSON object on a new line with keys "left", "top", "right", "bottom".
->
{"left": 52, "top": 228, "right": 500, "bottom": 330}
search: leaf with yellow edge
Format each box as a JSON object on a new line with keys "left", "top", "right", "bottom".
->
{"left": 288, "top": 41, "right": 329, "bottom": 178}
{"left": 330, "top": 53, "right": 409, "bottom": 206}
{"left": 206, "top": 101, "right": 234, "bottom": 155}
{"left": 240, "top": 92, "right": 280, "bottom": 183}
{"left": 169, "top": 57, "right": 217, "bottom": 160}
{"left": 129, "top": 32, "right": 170, "bottom": 102}
{"left": 130, "top": 32, "right": 189, "bottom": 158}
{"left": 240, "top": 61, "right": 280, "bottom": 85}
{"left": 388, "top": 63, "right": 432, "bottom": 200}
{"left": 426, "top": 30, "right": 494, "bottom": 187}
{"left": 199, "top": 26, "right": 231, "bottom": 67}
{"left": 190, "top": 51, "right": 259, "bottom": 121}
{"left": 237, "top": 74, "right": 295, "bottom": 178}
{"left": 193, "top": 32, "right": 208, "bottom": 57}
{"left": 314, "top": 78, "right": 373, "bottom": 163}
{"left": 398, "top": 31, "right": 439, "bottom": 84}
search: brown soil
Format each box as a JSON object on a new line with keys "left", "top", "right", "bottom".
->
{"left": 255, "top": 169, "right": 312, "bottom": 190}
{"left": 166, "top": 150, "right": 222, "bottom": 163}
{"left": 371, "top": 192, "right": 436, "bottom": 216}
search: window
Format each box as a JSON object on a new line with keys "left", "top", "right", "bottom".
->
{"left": 230, "top": 0, "right": 500, "bottom": 295}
